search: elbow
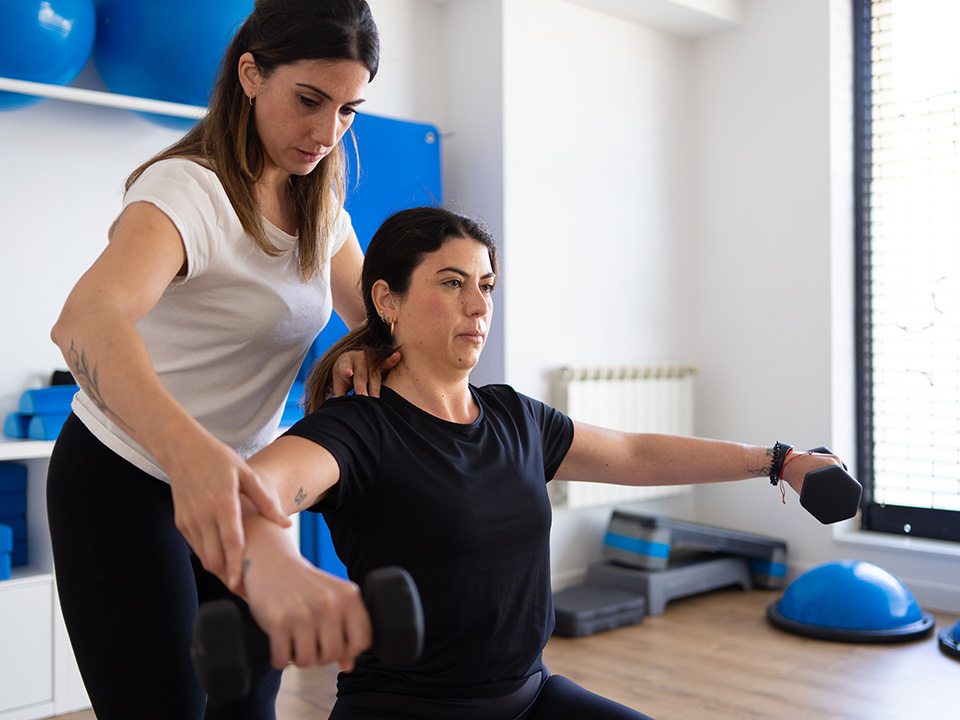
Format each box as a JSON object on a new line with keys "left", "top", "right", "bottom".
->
{"left": 50, "top": 300, "right": 83, "bottom": 357}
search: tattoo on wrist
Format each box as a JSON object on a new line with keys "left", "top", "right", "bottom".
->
{"left": 67, "top": 340, "right": 135, "bottom": 433}
{"left": 294, "top": 487, "right": 306, "bottom": 506}
{"left": 748, "top": 447, "right": 775, "bottom": 478}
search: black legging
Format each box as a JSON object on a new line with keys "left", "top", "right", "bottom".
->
{"left": 328, "top": 671, "right": 655, "bottom": 719}
{"left": 46, "top": 414, "right": 281, "bottom": 720}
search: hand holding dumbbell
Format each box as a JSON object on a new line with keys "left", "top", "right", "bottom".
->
{"left": 779, "top": 446, "right": 862, "bottom": 524}
{"left": 191, "top": 566, "right": 424, "bottom": 706}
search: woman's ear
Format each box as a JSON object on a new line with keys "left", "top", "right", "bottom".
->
{"left": 237, "top": 52, "right": 261, "bottom": 101}
{"left": 371, "top": 280, "right": 397, "bottom": 319}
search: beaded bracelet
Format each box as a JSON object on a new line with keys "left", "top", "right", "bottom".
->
{"left": 769, "top": 441, "right": 794, "bottom": 486}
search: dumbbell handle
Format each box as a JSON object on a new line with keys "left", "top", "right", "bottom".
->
{"left": 798, "top": 446, "right": 862, "bottom": 525}
{"left": 192, "top": 566, "right": 424, "bottom": 706}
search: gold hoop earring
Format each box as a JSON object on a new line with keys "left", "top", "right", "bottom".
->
{"left": 249, "top": 95, "right": 255, "bottom": 107}
{"left": 381, "top": 314, "right": 395, "bottom": 339}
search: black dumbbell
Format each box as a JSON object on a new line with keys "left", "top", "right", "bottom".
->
{"left": 799, "top": 446, "right": 862, "bottom": 525}
{"left": 191, "top": 566, "right": 424, "bottom": 706}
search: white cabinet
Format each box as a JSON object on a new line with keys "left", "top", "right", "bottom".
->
{"left": 0, "top": 443, "right": 88, "bottom": 719}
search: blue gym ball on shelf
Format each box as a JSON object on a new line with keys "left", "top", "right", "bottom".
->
{"left": 0, "top": 0, "right": 96, "bottom": 111}
{"left": 92, "top": 0, "right": 254, "bottom": 130}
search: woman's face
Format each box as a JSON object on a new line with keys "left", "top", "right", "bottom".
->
{"left": 240, "top": 55, "right": 370, "bottom": 184}
{"left": 392, "top": 237, "right": 496, "bottom": 378}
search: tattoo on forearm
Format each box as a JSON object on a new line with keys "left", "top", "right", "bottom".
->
{"left": 748, "top": 447, "right": 775, "bottom": 478}
{"left": 67, "top": 340, "right": 136, "bottom": 433}
{"left": 294, "top": 487, "right": 306, "bottom": 506}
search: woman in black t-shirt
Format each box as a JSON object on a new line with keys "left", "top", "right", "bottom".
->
{"left": 237, "top": 206, "right": 844, "bottom": 719}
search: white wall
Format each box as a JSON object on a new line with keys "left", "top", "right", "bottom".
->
{"left": 501, "top": 0, "right": 696, "bottom": 401}
{"left": 689, "top": 0, "right": 960, "bottom": 612}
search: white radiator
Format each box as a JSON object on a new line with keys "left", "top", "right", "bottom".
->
{"left": 550, "top": 363, "right": 696, "bottom": 509}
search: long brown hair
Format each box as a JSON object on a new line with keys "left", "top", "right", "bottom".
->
{"left": 125, "top": 0, "right": 379, "bottom": 282}
{"left": 304, "top": 207, "right": 499, "bottom": 412}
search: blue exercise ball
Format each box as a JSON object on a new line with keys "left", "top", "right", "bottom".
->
{"left": 92, "top": 0, "right": 253, "bottom": 129}
{"left": 0, "top": 0, "right": 96, "bottom": 111}
{"left": 767, "top": 560, "right": 935, "bottom": 643}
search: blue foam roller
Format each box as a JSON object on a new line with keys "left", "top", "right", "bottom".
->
{"left": 18, "top": 385, "right": 78, "bottom": 414}
{"left": 0, "top": 517, "right": 26, "bottom": 541}
{"left": 0, "top": 524, "right": 12, "bottom": 554}
{"left": 27, "top": 413, "right": 70, "bottom": 440}
{"left": 0, "top": 464, "right": 27, "bottom": 492}
{"left": 11, "top": 541, "right": 27, "bottom": 567}
{"left": 0, "top": 493, "right": 26, "bottom": 516}
{"left": 0, "top": 553, "right": 10, "bottom": 581}
{"left": 3, "top": 413, "right": 30, "bottom": 438}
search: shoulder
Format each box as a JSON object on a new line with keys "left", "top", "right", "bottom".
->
{"left": 290, "top": 394, "right": 387, "bottom": 435}
{"left": 475, "top": 383, "right": 539, "bottom": 410}
{"left": 132, "top": 157, "right": 217, "bottom": 187}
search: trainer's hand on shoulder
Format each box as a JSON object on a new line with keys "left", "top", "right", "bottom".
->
{"left": 166, "top": 434, "right": 290, "bottom": 593}
{"left": 244, "top": 552, "right": 373, "bottom": 671}
{"left": 332, "top": 349, "right": 401, "bottom": 398}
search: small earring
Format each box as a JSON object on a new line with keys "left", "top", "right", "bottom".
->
{"left": 249, "top": 95, "right": 255, "bottom": 107}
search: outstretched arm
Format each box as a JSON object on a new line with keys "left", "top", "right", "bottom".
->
{"left": 554, "top": 421, "right": 841, "bottom": 497}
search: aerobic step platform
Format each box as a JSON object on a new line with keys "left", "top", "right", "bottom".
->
{"left": 586, "top": 551, "right": 752, "bottom": 616}
{"left": 603, "top": 511, "right": 788, "bottom": 589}
{"left": 552, "top": 584, "right": 646, "bottom": 637}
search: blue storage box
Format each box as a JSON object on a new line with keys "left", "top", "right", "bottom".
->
{"left": 0, "top": 523, "right": 12, "bottom": 581}
{"left": 0, "top": 493, "right": 26, "bottom": 517}
{"left": 0, "top": 463, "right": 27, "bottom": 492}
{"left": 0, "top": 464, "right": 28, "bottom": 567}
{"left": 0, "top": 516, "right": 26, "bottom": 541}
{"left": 11, "top": 541, "right": 27, "bottom": 567}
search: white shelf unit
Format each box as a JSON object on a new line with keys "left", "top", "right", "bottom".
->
{"left": 0, "top": 76, "right": 202, "bottom": 720}
{"left": 0, "top": 440, "right": 89, "bottom": 719}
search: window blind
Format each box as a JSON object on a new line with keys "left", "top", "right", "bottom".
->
{"left": 857, "top": 0, "right": 960, "bottom": 541}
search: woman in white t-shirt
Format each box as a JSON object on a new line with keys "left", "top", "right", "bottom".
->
{"left": 46, "top": 2, "right": 387, "bottom": 717}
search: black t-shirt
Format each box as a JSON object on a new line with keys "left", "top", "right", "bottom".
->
{"left": 284, "top": 384, "right": 575, "bottom": 696}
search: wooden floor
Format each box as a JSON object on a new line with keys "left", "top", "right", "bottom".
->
{"left": 56, "top": 588, "right": 957, "bottom": 719}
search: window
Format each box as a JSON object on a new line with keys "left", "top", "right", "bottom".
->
{"left": 856, "top": 0, "right": 960, "bottom": 542}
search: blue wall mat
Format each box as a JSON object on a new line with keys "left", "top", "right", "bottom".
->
{"left": 296, "top": 112, "right": 442, "bottom": 577}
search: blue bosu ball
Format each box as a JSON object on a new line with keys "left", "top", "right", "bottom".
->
{"left": 0, "top": 0, "right": 96, "bottom": 110}
{"left": 92, "top": 0, "right": 253, "bottom": 129}
{"left": 767, "top": 560, "right": 935, "bottom": 643}
{"left": 939, "top": 618, "right": 960, "bottom": 661}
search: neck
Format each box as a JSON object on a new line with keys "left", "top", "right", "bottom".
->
{"left": 384, "top": 366, "right": 476, "bottom": 424}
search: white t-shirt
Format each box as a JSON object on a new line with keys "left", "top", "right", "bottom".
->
{"left": 72, "top": 158, "right": 352, "bottom": 480}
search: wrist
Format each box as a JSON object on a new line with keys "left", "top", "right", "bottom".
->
{"left": 769, "top": 441, "right": 794, "bottom": 485}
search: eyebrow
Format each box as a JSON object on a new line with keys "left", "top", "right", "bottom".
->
{"left": 295, "top": 83, "right": 366, "bottom": 107}
{"left": 438, "top": 266, "right": 496, "bottom": 281}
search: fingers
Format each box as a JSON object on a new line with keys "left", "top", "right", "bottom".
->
{"left": 350, "top": 362, "right": 371, "bottom": 397}
{"left": 239, "top": 468, "right": 292, "bottom": 529}
{"left": 262, "top": 582, "right": 371, "bottom": 671}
